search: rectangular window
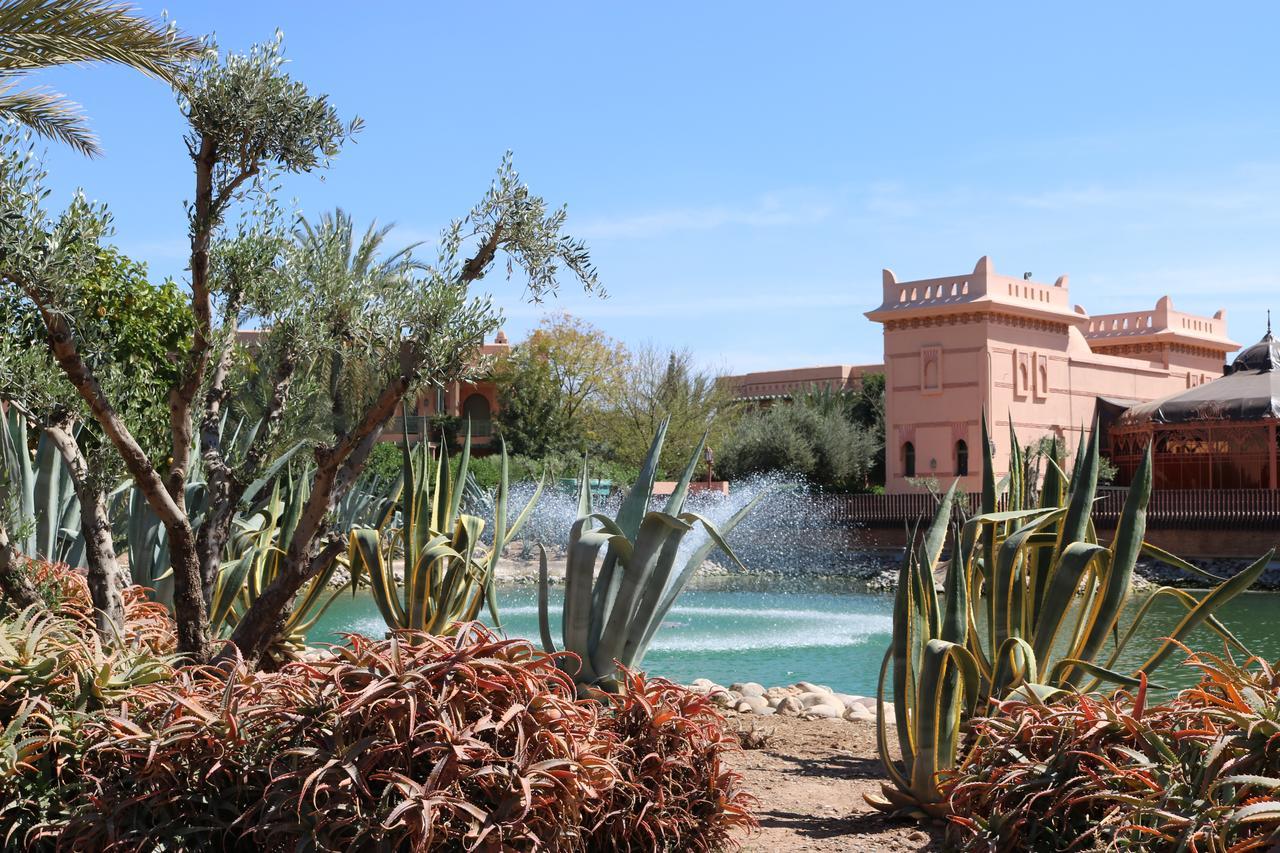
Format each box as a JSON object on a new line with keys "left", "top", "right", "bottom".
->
{"left": 920, "top": 346, "right": 942, "bottom": 394}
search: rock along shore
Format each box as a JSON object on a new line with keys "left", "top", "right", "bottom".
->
{"left": 685, "top": 678, "right": 895, "bottom": 725}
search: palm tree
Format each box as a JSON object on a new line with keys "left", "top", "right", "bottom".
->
{"left": 287, "top": 209, "right": 425, "bottom": 435}
{"left": 0, "top": 0, "right": 201, "bottom": 156}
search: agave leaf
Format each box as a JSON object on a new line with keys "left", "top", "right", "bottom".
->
{"left": 911, "top": 639, "right": 980, "bottom": 800}
{"left": 1134, "top": 549, "right": 1273, "bottom": 676}
{"left": 350, "top": 528, "right": 406, "bottom": 629}
{"left": 616, "top": 416, "right": 668, "bottom": 540}
{"left": 1030, "top": 541, "right": 1110, "bottom": 669}
{"left": 1140, "top": 540, "right": 1228, "bottom": 583}
{"left": 922, "top": 480, "right": 958, "bottom": 572}
{"left": 536, "top": 544, "right": 558, "bottom": 655}
{"left": 1046, "top": 658, "right": 1162, "bottom": 690}
{"left": 591, "top": 512, "right": 693, "bottom": 676}
{"left": 638, "top": 487, "right": 770, "bottom": 658}
{"left": 1066, "top": 444, "right": 1151, "bottom": 686}
{"left": 210, "top": 548, "right": 256, "bottom": 630}
{"left": 663, "top": 428, "right": 708, "bottom": 516}
{"left": 448, "top": 419, "right": 473, "bottom": 524}
{"left": 239, "top": 440, "right": 307, "bottom": 508}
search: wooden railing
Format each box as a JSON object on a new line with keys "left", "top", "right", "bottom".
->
{"left": 823, "top": 489, "right": 1280, "bottom": 529}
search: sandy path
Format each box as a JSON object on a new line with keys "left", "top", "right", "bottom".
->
{"left": 724, "top": 715, "right": 942, "bottom": 852}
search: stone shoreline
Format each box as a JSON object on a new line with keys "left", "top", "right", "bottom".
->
{"left": 328, "top": 547, "right": 1280, "bottom": 592}
{"left": 686, "top": 678, "right": 895, "bottom": 724}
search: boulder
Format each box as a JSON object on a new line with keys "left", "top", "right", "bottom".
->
{"left": 798, "top": 691, "right": 831, "bottom": 709}
{"left": 775, "top": 696, "right": 804, "bottom": 716}
{"left": 736, "top": 695, "right": 770, "bottom": 714}
{"left": 796, "top": 681, "right": 831, "bottom": 694}
{"left": 844, "top": 705, "right": 875, "bottom": 723}
{"left": 804, "top": 703, "right": 844, "bottom": 719}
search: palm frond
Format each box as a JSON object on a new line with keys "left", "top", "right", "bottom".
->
{"left": 0, "top": 80, "right": 95, "bottom": 154}
{"left": 0, "top": 0, "right": 201, "bottom": 79}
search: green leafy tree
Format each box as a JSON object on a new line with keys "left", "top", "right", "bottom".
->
{"left": 493, "top": 345, "right": 572, "bottom": 457}
{"left": 597, "top": 345, "right": 737, "bottom": 478}
{"left": 0, "top": 0, "right": 200, "bottom": 155}
{"left": 493, "top": 313, "right": 624, "bottom": 458}
{"left": 0, "top": 243, "right": 192, "bottom": 635}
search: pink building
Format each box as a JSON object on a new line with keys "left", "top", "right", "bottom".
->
{"left": 865, "top": 256, "right": 1239, "bottom": 493}
{"left": 725, "top": 363, "right": 883, "bottom": 403}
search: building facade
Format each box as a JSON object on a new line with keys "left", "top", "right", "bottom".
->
{"left": 864, "top": 256, "right": 1238, "bottom": 493}
{"left": 381, "top": 331, "right": 510, "bottom": 451}
{"left": 724, "top": 363, "right": 883, "bottom": 404}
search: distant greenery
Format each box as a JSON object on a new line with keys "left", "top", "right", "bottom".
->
{"left": 716, "top": 375, "right": 885, "bottom": 492}
{"left": 494, "top": 315, "right": 737, "bottom": 479}
{"left": 363, "top": 440, "right": 639, "bottom": 493}
{"left": 493, "top": 313, "right": 625, "bottom": 458}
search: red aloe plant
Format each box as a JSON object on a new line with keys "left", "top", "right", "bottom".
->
{"left": 945, "top": 649, "right": 1280, "bottom": 852}
{"left": 591, "top": 669, "right": 758, "bottom": 852}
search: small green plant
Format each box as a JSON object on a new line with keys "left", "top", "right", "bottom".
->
{"left": 349, "top": 425, "right": 543, "bottom": 633}
{"left": 538, "top": 418, "right": 766, "bottom": 692}
{"left": 871, "top": 414, "right": 1270, "bottom": 816}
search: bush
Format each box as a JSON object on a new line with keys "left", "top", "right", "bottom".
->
{"left": 0, "top": 565, "right": 756, "bottom": 851}
{"left": 600, "top": 671, "right": 758, "bottom": 852}
{"left": 717, "top": 402, "right": 878, "bottom": 492}
{"left": 946, "top": 651, "right": 1280, "bottom": 852}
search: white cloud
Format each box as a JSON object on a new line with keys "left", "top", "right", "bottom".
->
{"left": 574, "top": 190, "right": 836, "bottom": 240}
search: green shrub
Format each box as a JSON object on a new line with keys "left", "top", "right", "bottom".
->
{"left": 717, "top": 402, "right": 878, "bottom": 491}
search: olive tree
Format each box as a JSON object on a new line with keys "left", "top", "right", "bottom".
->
{"left": 1, "top": 37, "right": 599, "bottom": 664}
{"left": 220, "top": 157, "right": 598, "bottom": 664}
{"left": 1, "top": 36, "right": 351, "bottom": 658}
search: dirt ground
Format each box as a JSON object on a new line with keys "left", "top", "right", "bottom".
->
{"left": 724, "top": 715, "right": 943, "bottom": 852}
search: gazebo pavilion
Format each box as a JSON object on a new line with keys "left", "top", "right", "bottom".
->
{"left": 1109, "top": 329, "right": 1280, "bottom": 490}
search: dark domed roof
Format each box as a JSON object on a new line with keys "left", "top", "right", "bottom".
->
{"left": 1117, "top": 328, "right": 1280, "bottom": 426}
{"left": 1229, "top": 331, "right": 1279, "bottom": 374}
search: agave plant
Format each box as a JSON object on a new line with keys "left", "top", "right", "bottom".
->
{"left": 211, "top": 470, "right": 369, "bottom": 667}
{"left": 537, "top": 418, "right": 767, "bottom": 693}
{"left": 0, "top": 410, "right": 84, "bottom": 568}
{"left": 349, "top": 424, "right": 544, "bottom": 634}
{"left": 871, "top": 413, "right": 1271, "bottom": 816}
{"left": 115, "top": 418, "right": 306, "bottom": 608}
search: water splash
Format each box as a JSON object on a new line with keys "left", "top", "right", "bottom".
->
{"left": 469, "top": 472, "right": 889, "bottom": 576}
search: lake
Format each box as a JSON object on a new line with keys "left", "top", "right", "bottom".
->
{"left": 310, "top": 578, "right": 1280, "bottom": 696}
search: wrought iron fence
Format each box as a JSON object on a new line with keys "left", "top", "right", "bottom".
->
{"left": 823, "top": 489, "right": 1280, "bottom": 529}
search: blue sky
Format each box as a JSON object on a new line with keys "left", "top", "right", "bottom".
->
{"left": 29, "top": 2, "right": 1280, "bottom": 371}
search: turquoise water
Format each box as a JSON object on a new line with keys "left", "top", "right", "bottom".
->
{"left": 310, "top": 581, "right": 1280, "bottom": 697}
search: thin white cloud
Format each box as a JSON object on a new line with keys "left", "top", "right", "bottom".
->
{"left": 498, "top": 289, "right": 867, "bottom": 320}
{"left": 575, "top": 190, "right": 836, "bottom": 240}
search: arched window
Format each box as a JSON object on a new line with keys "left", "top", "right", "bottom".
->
{"left": 955, "top": 440, "right": 969, "bottom": 477}
{"left": 462, "top": 393, "right": 492, "bottom": 436}
{"left": 903, "top": 442, "right": 916, "bottom": 478}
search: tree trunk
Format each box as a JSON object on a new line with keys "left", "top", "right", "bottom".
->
{"left": 25, "top": 297, "right": 210, "bottom": 659}
{"left": 221, "top": 376, "right": 408, "bottom": 664}
{"left": 0, "top": 523, "right": 41, "bottom": 610}
{"left": 43, "top": 424, "right": 124, "bottom": 640}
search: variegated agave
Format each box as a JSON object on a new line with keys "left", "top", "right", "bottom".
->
{"left": 348, "top": 424, "right": 544, "bottom": 634}
{"left": 871, "top": 413, "right": 1271, "bottom": 817}
{"left": 537, "top": 418, "right": 766, "bottom": 693}
{"left": 211, "top": 470, "right": 370, "bottom": 666}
